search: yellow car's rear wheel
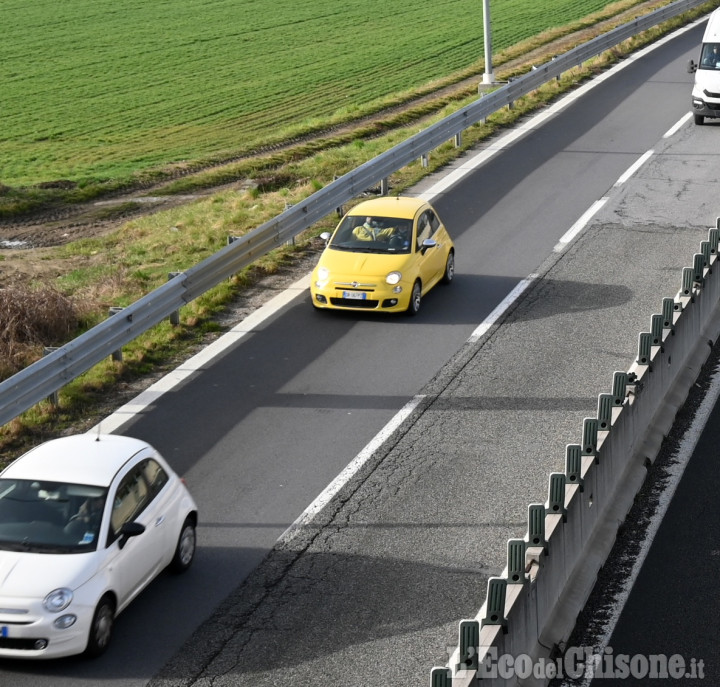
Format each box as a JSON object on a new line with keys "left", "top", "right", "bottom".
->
{"left": 442, "top": 250, "right": 455, "bottom": 285}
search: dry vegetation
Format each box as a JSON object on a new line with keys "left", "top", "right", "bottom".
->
{"left": 0, "top": 287, "right": 84, "bottom": 378}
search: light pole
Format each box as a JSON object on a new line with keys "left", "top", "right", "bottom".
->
{"left": 482, "top": 0, "right": 495, "bottom": 84}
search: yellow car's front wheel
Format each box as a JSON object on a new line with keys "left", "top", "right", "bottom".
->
{"left": 406, "top": 280, "right": 422, "bottom": 316}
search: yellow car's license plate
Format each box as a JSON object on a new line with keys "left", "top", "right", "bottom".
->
{"left": 342, "top": 291, "right": 366, "bottom": 299}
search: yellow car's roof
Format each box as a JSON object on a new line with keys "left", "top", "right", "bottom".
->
{"left": 345, "top": 196, "right": 427, "bottom": 219}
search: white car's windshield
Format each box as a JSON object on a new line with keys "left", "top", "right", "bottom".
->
{"left": 330, "top": 216, "right": 413, "bottom": 254}
{"left": 0, "top": 479, "right": 107, "bottom": 553}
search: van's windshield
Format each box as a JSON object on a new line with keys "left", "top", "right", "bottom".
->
{"left": 700, "top": 42, "right": 720, "bottom": 70}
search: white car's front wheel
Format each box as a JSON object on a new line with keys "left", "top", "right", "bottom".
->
{"left": 85, "top": 595, "right": 115, "bottom": 658}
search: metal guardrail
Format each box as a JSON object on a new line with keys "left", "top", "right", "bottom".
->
{"left": 0, "top": 0, "right": 710, "bottom": 428}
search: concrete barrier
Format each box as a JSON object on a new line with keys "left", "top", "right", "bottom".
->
{"left": 436, "top": 219, "right": 720, "bottom": 686}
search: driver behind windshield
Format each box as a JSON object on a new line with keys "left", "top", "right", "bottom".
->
{"left": 64, "top": 495, "right": 105, "bottom": 543}
{"left": 352, "top": 216, "right": 397, "bottom": 241}
{"left": 702, "top": 43, "right": 720, "bottom": 68}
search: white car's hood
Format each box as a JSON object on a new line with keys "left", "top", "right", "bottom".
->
{"left": 0, "top": 549, "right": 98, "bottom": 597}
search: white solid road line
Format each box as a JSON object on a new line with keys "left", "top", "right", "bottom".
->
{"left": 554, "top": 199, "right": 609, "bottom": 253}
{"left": 277, "top": 394, "right": 425, "bottom": 545}
{"left": 89, "top": 275, "right": 310, "bottom": 435}
{"left": 614, "top": 149, "right": 655, "bottom": 187}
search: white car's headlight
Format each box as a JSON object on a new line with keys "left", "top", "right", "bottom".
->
{"left": 386, "top": 271, "right": 402, "bottom": 285}
{"left": 43, "top": 588, "right": 73, "bottom": 613}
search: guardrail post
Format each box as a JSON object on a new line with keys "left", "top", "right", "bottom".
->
{"left": 637, "top": 332, "right": 652, "bottom": 368}
{"left": 454, "top": 132, "right": 462, "bottom": 148}
{"left": 283, "top": 205, "right": 296, "bottom": 246}
{"left": 612, "top": 371, "right": 628, "bottom": 405}
{"left": 477, "top": 90, "right": 489, "bottom": 123}
{"left": 681, "top": 266, "right": 695, "bottom": 298}
{"left": 565, "top": 444, "right": 584, "bottom": 491}
{"left": 168, "top": 272, "right": 181, "bottom": 326}
{"left": 430, "top": 666, "right": 452, "bottom": 687}
{"left": 507, "top": 538, "right": 527, "bottom": 584}
{"left": 709, "top": 227, "right": 719, "bottom": 255}
{"left": 421, "top": 154, "right": 429, "bottom": 168}
{"left": 701, "top": 240, "right": 712, "bottom": 272}
{"left": 332, "top": 175, "right": 345, "bottom": 215}
{"left": 651, "top": 314, "right": 664, "bottom": 347}
{"left": 226, "top": 236, "right": 244, "bottom": 280}
{"left": 547, "top": 473, "right": 567, "bottom": 522}
{"left": 456, "top": 620, "right": 480, "bottom": 671}
{"left": 108, "top": 307, "right": 124, "bottom": 361}
{"left": 43, "top": 347, "right": 59, "bottom": 405}
{"left": 693, "top": 253, "right": 705, "bottom": 284}
{"left": 582, "top": 418, "right": 598, "bottom": 460}
{"left": 597, "top": 393, "right": 614, "bottom": 431}
{"left": 661, "top": 297, "right": 676, "bottom": 331}
{"left": 380, "top": 178, "right": 389, "bottom": 196}
{"left": 480, "top": 578, "right": 508, "bottom": 632}
{"left": 528, "top": 503, "right": 546, "bottom": 551}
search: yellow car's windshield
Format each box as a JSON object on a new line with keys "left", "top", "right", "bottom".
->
{"left": 330, "top": 216, "right": 413, "bottom": 254}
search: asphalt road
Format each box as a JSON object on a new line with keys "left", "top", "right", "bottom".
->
{"left": 0, "top": 15, "right": 716, "bottom": 687}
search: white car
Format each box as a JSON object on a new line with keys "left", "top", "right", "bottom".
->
{"left": 0, "top": 433, "right": 198, "bottom": 659}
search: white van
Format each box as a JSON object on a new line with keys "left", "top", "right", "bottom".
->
{"left": 688, "top": 8, "right": 720, "bottom": 124}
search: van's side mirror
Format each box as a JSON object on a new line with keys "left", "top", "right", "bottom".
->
{"left": 688, "top": 59, "right": 697, "bottom": 74}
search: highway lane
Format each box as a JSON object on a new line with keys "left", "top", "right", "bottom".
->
{"left": 0, "top": 17, "right": 709, "bottom": 687}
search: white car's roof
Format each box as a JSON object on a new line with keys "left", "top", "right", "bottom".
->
{"left": 1, "top": 434, "right": 156, "bottom": 487}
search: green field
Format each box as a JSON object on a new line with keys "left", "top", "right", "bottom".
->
{"left": 2, "top": 0, "right": 637, "bottom": 187}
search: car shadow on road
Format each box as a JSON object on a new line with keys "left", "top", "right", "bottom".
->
{"left": 151, "top": 545, "right": 504, "bottom": 686}
{"left": 309, "top": 273, "right": 634, "bottom": 326}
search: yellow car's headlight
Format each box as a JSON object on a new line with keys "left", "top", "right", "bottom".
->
{"left": 315, "top": 266, "right": 330, "bottom": 287}
{"left": 386, "top": 271, "right": 402, "bottom": 285}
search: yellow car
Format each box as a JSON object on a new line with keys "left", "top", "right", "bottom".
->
{"left": 310, "top": 196, "right": 455, "bottom": 315}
